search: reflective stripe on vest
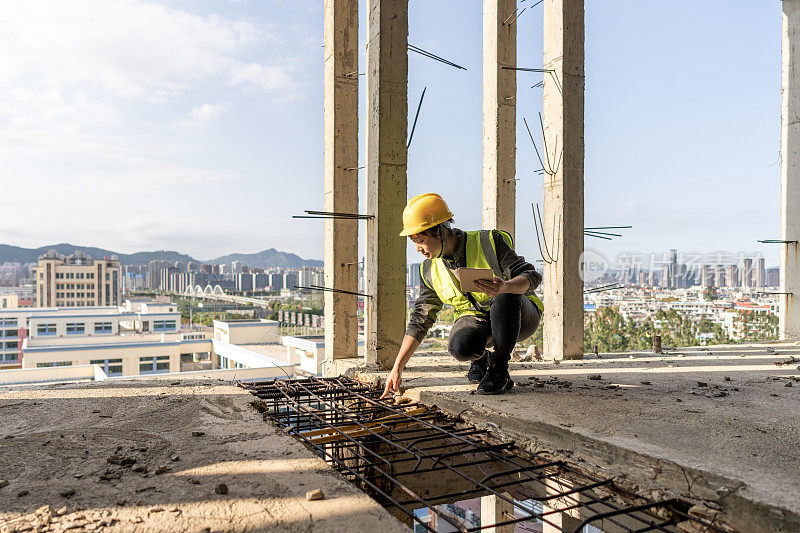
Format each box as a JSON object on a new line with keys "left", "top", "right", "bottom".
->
{"left": 421, "top": 230, "right": 544, "bottom": 321}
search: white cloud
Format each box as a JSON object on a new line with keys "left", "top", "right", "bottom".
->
{"left": 0, "top": 1, "right": 291, "bottom": 101}
{"left": 191, "top": 104, "right": 226, "bottom": 121}
{"left": 0, "top": 0, "right": 298, "bottom": 156}
{"left": 228, "top": 63, "right": 293, "bottom": 91}
{"left": 0, "top": 0, "right": 316, "bottom": 257}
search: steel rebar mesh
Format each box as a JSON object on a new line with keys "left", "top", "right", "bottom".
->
{"left": 242, "top": 377, "right": 726, "bottom": 533}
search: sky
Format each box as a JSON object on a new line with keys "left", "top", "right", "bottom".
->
{"left": 0, "top": 0, "right": 783, "bottom": 265}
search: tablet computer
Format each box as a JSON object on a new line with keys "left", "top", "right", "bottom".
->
{"left": 456, "top": 268, "right": 495, "bottom": 293}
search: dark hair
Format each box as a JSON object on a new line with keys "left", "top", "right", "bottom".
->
{"left": 420, "top": 220, "right": 454, "bottom": 238}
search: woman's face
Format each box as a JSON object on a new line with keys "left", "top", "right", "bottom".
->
{"left": 409, "top": 232, "right": 442, "bottom": 259}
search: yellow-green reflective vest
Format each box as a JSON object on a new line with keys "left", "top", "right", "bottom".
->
{"left": 420, "top": 230, "right": 544, "bottom": 321}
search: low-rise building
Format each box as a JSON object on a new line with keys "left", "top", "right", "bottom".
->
{"left": 6, "top": 304, "right": 194, "bottom": 373}
{"left": 0, "top": 305, "right": 298, "bottom": 382}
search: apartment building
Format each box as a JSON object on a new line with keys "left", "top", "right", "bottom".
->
{"left": 33, "top": 250, "right": 121, "bottom": 308}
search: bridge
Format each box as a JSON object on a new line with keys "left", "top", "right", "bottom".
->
{"left": 180, "top": 284, "right": 279, "bottom": 309}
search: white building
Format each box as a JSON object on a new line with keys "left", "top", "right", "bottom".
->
{"left": 0, "top": 303, "right": 298, "bottom": 384}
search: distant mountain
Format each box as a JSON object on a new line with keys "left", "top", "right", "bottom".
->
{"left": 120, "top": 250, "right": 198, "bottom": 266}
{"left": 0, "top": 243, "right": 321, "bottom": 268}
{"left": 0, "top": 243, "right": 117, "bottom": 264}
{"left": 0, "top": 243, "right": 197, "bottom": 266}
{"left": 207, "top": 248, "right": 322, "bottom": 269}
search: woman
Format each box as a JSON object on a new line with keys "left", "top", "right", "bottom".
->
{"left": 381, "top": 193, "right": 543, "bottom": 397}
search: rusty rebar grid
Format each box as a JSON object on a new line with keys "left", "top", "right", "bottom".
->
{"left": 242, "top": 377, "right": 726, "bottom": 533}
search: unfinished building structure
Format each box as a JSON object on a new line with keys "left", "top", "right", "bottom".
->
{"left": 3, "top": 3, "right": 800, "bottom": 532}
{"left": 323, "top": 0, "right": 800, "bottom": 359}
{"left": 323, "top": 0, "right": 585, "bottom": 372}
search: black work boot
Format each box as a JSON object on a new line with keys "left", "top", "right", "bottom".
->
{"left": 476, "top": 357, "right": 513, "bottom": 395}
{"left": 467, "top": 351, "right": 489, "bottom": 384}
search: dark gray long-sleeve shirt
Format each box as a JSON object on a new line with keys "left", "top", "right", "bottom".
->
{"left": 405, "top": 228, "right": 542, "bottom": 342}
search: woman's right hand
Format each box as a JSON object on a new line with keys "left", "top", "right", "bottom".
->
{"left": 380, "top": 368, "right": 402, "bottom": 399}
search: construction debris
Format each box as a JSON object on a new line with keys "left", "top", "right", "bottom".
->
{"left": 306, "top": 489, "right": 325, "bottom": 501}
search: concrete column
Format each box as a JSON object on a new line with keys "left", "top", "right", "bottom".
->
{"left": 542, "top": 478, "right": 583, "bottom": 533}
{"left": 542, "top": 508, "right": 582, "bottom": 533}
{"left": 482, "top": 0, "right": 517, "bottom": 239}
{"left": 365, "top": 0, "right": 408, "bottom": 370}
{"left": 542, "top": 0, "right": 584, "bottom": 360}
{"left": 323, "top": 0, "right": 360, "bottom": 371}
{"left": 781, "top": 1, "right": 800, "bottom": 340}
{"left": 480, "top": 493, "right": 514, "bottom": 533}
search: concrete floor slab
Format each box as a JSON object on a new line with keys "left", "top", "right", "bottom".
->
{"left": 0, "top": 379, "right": 406, "bottom": 532}
{"left": 363, "top": 342, "right": 800, "bottom": 532}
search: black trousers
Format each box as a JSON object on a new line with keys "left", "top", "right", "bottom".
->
{"left": 447, "top": 293, "right": 541, "bottom": 366}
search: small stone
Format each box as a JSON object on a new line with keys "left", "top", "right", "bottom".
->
{"left": 155, "top": 465, "right": 169, "bottom": 475}
{"left": 306, "top": 489, "right": 325, "bottom": 501}
{"left": 170, "top": 381, "right": 181, "bottom": 385}
{"left": 148, "top": 507, "right": 164, "bottom": 513}
{"left": 56, "top": 507, "right": 68, "bottom": 516}
{"left": 639, "top": 381, "right": 652, "bottom": 385}
{"left": 17, "top": 489, "right": 29, "bottom": 497}
{"left": 0, "top": 479, "right": 8, "bottom": 488}
{"left": 724, "top": 376, "right": 732, "bottom": 381}
{"left": 676, "top": 398, "right": 682, "bottom": 402}
{"left": 191, "top": 431, "right": 205, "bottom": 437}
{"left": 696, "top": 381, "right": 707, "bottom": 387}
{"left": 132, "top": 465, "right": 146, "bottom": 473}
{"left": 713, "top": 392, "right": 727, "bottom": 397}
{"left": 189, "top": 478, "right": 201, "bottom": 485}
{"left": 587, "top": 374, "right": 602, "bottom": 380}
{"left": 771, "top": 393, "right": 779, "bottom": 397}
{"left": 786, "top": 381, "right": 793, "bottom": 387}
{"left": 215, "top": 483, "right": 229, "bottom": 495}
{"left": 60, "top": 489, "right": 76, "bottom": 498}
{"left": 170, "top": 455, "right": 180, "bottom": 462}
{"left": 73, "top": 474, "right": 83, "bottom": 479}
{"left": 116, "top": 500, "right": 127, "bottom": 507}
{"left": 132, "top": 517, "right": 143, "bottom": 523}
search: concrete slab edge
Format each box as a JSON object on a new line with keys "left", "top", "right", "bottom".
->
{"left": 405, "top": 388, "right": 800, "bottom": 533}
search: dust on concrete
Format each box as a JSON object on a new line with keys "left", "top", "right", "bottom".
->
{"left": 0, "top": 379, "right": 407, "bottom": 532}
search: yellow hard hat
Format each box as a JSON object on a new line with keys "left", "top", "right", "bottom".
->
{"left": 399, "top": 193, "right": 455, "bottom": 236}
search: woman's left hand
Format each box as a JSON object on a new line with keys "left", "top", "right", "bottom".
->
{"left": 474, "top": 277, "right": 507, "bottom": 298}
